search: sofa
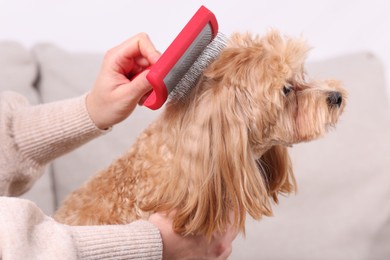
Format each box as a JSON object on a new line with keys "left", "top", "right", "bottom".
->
{"left": 1, "top": 41, "right": 389, "bottom": 259}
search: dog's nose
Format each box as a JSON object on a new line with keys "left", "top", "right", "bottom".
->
{"left": 327, "top": 91, "right": 343, "bottom": 107}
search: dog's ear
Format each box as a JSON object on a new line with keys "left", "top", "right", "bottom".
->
{"left": 159, "top": 81, "right": 278, "bottom": 238}
{"left": 258, "top": 145, "right": 296, "bottom": 203}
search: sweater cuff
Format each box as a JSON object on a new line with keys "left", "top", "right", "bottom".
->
{"left": 68, "top": 220, "right": 163, "bottom": 260}
{"left": 12, "top": 94, "right": 108, "bottom": 166}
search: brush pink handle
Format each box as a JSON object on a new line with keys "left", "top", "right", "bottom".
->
{"left": 141, "top": 5, "right": 218, "bottom": 110}
{"left": 142, "top": 72, "right": 168, "bottom": 110}
{"left": 129, "top": 68, "right": 167, "bottom": 110}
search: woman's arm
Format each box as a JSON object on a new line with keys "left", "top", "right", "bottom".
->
{"left": 0, "top": 197, "right": 162, "bottom": 259}
{"left": 0, "top": 91, "right": 106, "bottom": 196}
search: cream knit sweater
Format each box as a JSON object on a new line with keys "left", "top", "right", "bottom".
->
{"left": 0, "top": 91, "right": 162, "bottom": 259}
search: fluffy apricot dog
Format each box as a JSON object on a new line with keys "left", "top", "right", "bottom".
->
{"left": 55, "top": 30, "right": 347, "bottom": 239}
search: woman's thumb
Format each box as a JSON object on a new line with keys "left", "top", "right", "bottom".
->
{"left": 128, "top": 70, "right": 153, "bottom": 105}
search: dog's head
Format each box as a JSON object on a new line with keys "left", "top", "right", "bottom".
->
{"left": 146, "top": 30, "right": 347, "bottom": 238}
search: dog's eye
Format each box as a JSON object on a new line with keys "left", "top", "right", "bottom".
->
{"left": 282, "top": 84, "right": 293, "bottom": 96}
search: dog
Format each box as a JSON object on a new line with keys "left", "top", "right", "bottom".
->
{"left": 54, "top": 30, "right": 347, "bottom": 239}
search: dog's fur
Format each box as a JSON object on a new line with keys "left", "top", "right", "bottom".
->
{"left": 54, "top": 30, "right": 347, "bottom": 239}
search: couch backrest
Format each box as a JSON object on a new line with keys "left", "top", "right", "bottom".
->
{"left": 2, "top": 41, "right": 390, "bottom": 259}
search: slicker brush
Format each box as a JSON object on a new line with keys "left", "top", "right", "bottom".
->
{"left": 142, "top": 6, "right": 228, "bottom": 110}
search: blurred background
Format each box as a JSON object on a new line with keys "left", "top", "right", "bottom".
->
{"left": 1, "top": 1, "right": 390, "bottom": 259}
{"left": 0, "top": 0, "right": 389, "bottom": 96}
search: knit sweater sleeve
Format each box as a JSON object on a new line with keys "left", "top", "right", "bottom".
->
{"left": 0, "top": 92, "right": 163, "bottom": 259}
{"left": 0, "top": 197, "right": 162, "bottom": 260}
{"left": 0, "top": 91, "right": 106, "bottom": 196}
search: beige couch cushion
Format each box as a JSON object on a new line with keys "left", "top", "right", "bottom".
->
{"left": 0, "top": 41, "right": 39, "bottom": 104}
{"left": 0, "top": 41, "right": 54, "bottom": 214}
{"left": 32, "top": 44, "right": 161, "bottom": 206}
{"left": 232, "top": 52, "right": 390, "bottom": 259}
{"left": 32, "top": 43, "right": 390, "bottom": 259}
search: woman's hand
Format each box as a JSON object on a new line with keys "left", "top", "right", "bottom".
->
{"left": 149, "top": 211, "right": 238, "bottom": 260}
{"left": 87, "top": 33, "right": 160, "bottom": 129}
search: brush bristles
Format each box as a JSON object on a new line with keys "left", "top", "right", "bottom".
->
{"left": 169, "top": 32, "right": 228, "bottom": 103}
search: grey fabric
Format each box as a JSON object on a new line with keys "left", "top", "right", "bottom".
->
{"left": 2, "top": 41, "right": 390, "bottom": 258}
{"left": 0, "top": 41, "right": 39, "bottom": 104}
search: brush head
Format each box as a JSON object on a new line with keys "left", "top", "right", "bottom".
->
{"left": 143, "top": 6, "right": 225, "bottom": 110}
{"left": 169, "top": 32, "right": 228, "bottom": 103}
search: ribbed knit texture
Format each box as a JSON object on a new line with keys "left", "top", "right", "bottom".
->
{"left": 70, "top": 220, "right": 162, "bottom": 259}
{"left": 0, "top": 91, "right": 164, "bottom": 259}
{"left": 0, "top": 91, "right": 106, "bottom": 196}
{"left": 13, "top": 92, "right": 106, "bottom": 165}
